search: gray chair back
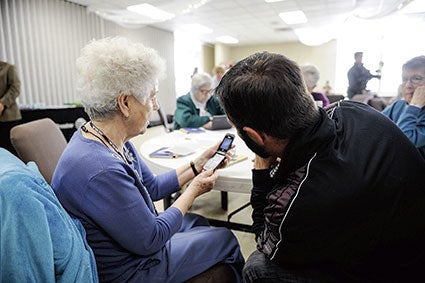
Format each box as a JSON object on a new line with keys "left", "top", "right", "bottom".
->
{"left": 10, "top": 118, "right": 67, "bottom": 184}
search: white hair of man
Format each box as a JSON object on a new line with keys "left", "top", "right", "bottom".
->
{"left": 190, "top": 73, "right": 212, "bottom": 95}
{"left": 76, "top": 36, "right": 165, "bottom": 120}
{"left": 300, "top": 64, "right": 320, "bottom": 90}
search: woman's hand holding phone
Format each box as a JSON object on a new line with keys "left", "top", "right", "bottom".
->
{"left": 192, "top": 133, "right": 235, "bottom": 173}
{"left": 203, "top": 133, "right": 235, "bottom": 171}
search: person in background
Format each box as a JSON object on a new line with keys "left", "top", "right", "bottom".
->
{"left": 347, "top": 52, "right": 381, "bottom": 99}
{"left": 215, "top": 51, "right": 425, "bottom": 283}
{"left": 300, "top": 63, "right": 329, "bottom": 107}
{"left": 322, "top": 80, "right": 332, "bottom": 95}
{"left": 382, "top": 55, "right": 425, "bottom": 158}
{"left": 211, "top": 65, "right": 225, "bottom": 92}
{"left": 173, "top": 72, "right": 225, "bottom": 130}
{"left": 0, "top": 60, "right": 21, "bottom": 155}
{"left": 191, "top": 67, "right": 198, "bottom": 78}
{"left": 388, "top": 84, "right": 403, "bottom": 105}
{"left": 52, "top": 37, "right": 244, "bottom": 283}
{"left": 226, "top": 60, "right": 235, "bottom": 70}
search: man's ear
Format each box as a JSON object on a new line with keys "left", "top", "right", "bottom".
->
{"left": 242, "top": 126, "right": 265, "bottom": 146}
{"left": 117, "top": 93, "right": 130, "bottom": 118}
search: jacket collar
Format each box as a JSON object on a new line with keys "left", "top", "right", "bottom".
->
{"left": 276, "top": 108, "right": 334, "bottom": 180}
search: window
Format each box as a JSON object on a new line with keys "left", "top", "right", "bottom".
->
{"left": 335, "top": 15, "right": 425, "bottom": 97}
{"left": 174, "top": 31, "right": 202, "bottom": 97}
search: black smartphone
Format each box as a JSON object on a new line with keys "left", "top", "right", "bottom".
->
{"left": 203, "top": 133, "right": 235, "bottom": 171}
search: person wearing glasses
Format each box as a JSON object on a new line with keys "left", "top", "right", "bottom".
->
{"left": 52, "top": 37, "right": 244, "bottom": 283}
{"left": 173, "top": 72, "right": 225, "bottom": 130}
{"left": 382, "top": 55, "right": 425, "bottom": 158}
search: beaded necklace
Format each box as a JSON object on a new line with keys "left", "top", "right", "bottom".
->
{"left": 81, "top": 121, "right": 159, "bottom": 214}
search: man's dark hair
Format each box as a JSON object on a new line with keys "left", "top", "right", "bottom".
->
{"left": 215, "top": 52, "right": 319, "bottom": 140}
{"left": 402, "top": 55, "right": 425, "bottom": 71}
{"left": 354, "top": 52, "right": 363, "bottom": 59}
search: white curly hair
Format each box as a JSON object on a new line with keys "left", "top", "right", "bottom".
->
{"left": 76, "top": 36, "right": 165, "bottom": 120}
{"left": 190, "top": 73, "right": 212, "bottom": 95}
{"left": 300, "top": 63, "right": 320, "bottom": 90}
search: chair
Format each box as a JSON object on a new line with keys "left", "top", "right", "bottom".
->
{"left": 157, "top": 101, "right": 173, "bottom": 132}
{"left": 10, "top": 118, "right": 67, "bottom": 184}
{"left": 351, "top": 93, "right": 387, "bottom": 111}
{"left": 326, "top": 94, "right": 345, "bottom": 104}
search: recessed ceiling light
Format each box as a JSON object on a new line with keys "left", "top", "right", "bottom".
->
{"left": 127, "top": 4, "right": 174, "bottom": 22}
{"left": 279, "top": 10, "right": 307, "bottom": 25}
{"left": 216, "top": 35, "right": 239, "bottom": 44}
{"left": 294, "top": 27, "right": 335, "bottom": 46}
{"left": 265, "top": 0, "right": 286, "bottom": 3}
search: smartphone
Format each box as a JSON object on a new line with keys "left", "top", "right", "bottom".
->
{"left": 203, "top": 133, "right": 235, "bottom": 171}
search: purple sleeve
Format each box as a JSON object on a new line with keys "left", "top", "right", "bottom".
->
{"left": 311, "top": 92, "right": 330, "bottom": 107}
{"left": 127, "top": 141, "right": 181, "bottom": 201}
{"left": 82, "top": 169, "right": 183, "bottom": 256}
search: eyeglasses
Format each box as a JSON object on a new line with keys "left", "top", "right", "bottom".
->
{"left": 402, "top": 75, "right": 424, "bottom": 86}
{"left": 199, "top": 89, "right": 211, "bottom": 95}
{"left": 149, "top": 95, "right": 158, "bottom": 106}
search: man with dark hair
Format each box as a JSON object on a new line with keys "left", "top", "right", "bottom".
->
{"left": 347, "top": 52, "right": 380, "bottom": 99}
{"left": 215, "top": 52, "right": 425, "bottom": 283}
{"left": 382, "top": 55, "right": 425, "bottom": 158}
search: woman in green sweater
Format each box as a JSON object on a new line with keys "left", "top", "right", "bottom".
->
{"left": 174, "top": 73, "right": 225, "bottom": 130}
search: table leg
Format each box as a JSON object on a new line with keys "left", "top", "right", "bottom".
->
{"left": 221, "top": 191, "right": 228, "bottom": 210}
{"left": 163, "top": 195, "right": 172, "bottom": 209}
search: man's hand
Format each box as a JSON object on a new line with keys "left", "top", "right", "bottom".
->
{"left": 410, "top": 86, "right": 425, "bottom": 108}
{"left": 253, "top": 155, "right": 279, "bottom": 170}
{"left": 203, "top": 121, "right": 213, "bottom": 129}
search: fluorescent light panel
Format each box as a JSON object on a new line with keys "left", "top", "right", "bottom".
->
{"left": 265, "top": 0, "right": 286, "bottom": 3}
{"left": 279, "top": 10, "right": 307, "bottom": 25}
{"left": 127, "top": 4, "right": 174, "bottom": 21}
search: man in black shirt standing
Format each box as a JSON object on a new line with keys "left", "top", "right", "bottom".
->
{"left": 347, "top": 52, "right": 381, "bottom": 99}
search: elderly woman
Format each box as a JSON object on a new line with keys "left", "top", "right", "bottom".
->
{"left": 173, "top": 73, "right": 225, "bottom": 130}
{"left": 52, "top": 37, "right": 244, "bottom": 283}
{"left": 300, "top": 64, "right": 330, "bottom": 107}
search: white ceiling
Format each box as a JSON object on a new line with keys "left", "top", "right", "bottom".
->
{"left": 66, "top": 0, "right": 420, "bottom": 45}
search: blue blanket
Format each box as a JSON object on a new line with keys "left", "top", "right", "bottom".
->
{"left": 0, "top": 148, "right": 98, "bottom": 282}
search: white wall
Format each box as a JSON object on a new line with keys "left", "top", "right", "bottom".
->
{"left": 102, "top": 23, "right": 175, "bottom": 116}
{"left": 0, "top": 0, "right": 176, "bottom": 116}
{"left": 221, "top": 41, "right": 338, "bottom": 94}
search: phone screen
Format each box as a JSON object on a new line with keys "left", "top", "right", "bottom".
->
{"left": 203, "top": 133, "right": 235, "bottom": 171}
{"left": 218, "top": 135, "right": 234, "bottom": 152}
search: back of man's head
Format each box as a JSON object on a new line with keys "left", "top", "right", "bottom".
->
{"left": 216, "top": 52, "right": 318, "bottom": 139}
